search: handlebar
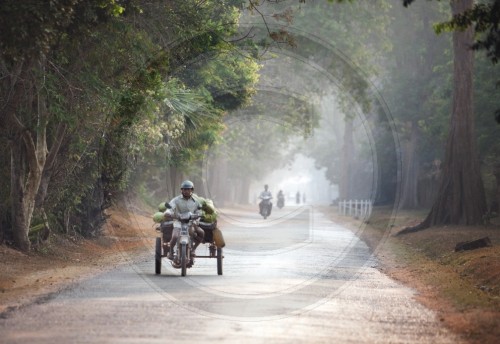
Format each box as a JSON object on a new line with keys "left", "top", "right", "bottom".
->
{"left": 166, "top": 211, "right": 201, "bottom": 223}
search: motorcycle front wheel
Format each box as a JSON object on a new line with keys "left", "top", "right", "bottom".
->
{"left": 180, "top": 243, "right": 187, "bottom": 276}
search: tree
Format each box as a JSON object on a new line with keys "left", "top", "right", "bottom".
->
{"left": 400, "top": 0, "right": 488, "bottom": 232}
{"left": 0, "top": 0, "right": 260, "bottom": 249}
{"left": 205, "top": 90, "right": 313, "bottom": 205}
{"left": 403, "top": 0, "right": 500, "bottom": 63}
{"left": 292, "top": 0, "right": 392, "bottom": 202}
{"left": 380, "top": 1, "right": 451, "bottom": 209}
{"left": 0, "top": 0, "right": 125, "bottom": 251}
{"left": 474, "top": 51, "right": 500, "bottom": 217}
{"left": 131, "top": 1, "right": 260, "bottom": 202}
{"left": 404, "top": 0, "right": 500, "bottom": 122}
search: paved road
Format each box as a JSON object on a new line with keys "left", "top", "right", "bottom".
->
{"left": 0, "top": 206, "right": 462, "bottom": 343}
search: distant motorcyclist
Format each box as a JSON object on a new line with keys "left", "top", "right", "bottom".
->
{"left": 164, "top": 180, "right": 205, "bottom": 257}
{"left": 258, "top": 184, "right": 273, "bottom": 216}
{"left": 277, "top": 190, "right": 285, "bottom": 209}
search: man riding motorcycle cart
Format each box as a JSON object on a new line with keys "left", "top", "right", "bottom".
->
{"left": 152, "top": 180, "right": 225, "bottom": 276}
{"left": 163, "top": 180, "right": 205, "bottom": 257}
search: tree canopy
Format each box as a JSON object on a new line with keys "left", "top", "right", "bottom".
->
{"left": 1, "top": 0, "right": 499, "bottom": 251}
{"left": 0, "top": 0, "right": 260, "bottom": 250}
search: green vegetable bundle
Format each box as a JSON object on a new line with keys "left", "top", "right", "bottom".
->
{"left": 194, "top": 196, "right": 217, "bottom": 223}
{"left": 158, "top": 202, "right": 167, "bottom": 212}
{"left": 153, "top": 212, "right": 165, "bottom": 223}
{"left": 201, "top": 212, "right": 217, "bottom": 223}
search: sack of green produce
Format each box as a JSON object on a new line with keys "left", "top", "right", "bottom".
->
{"left": 158, "top": 202, "right": 168, "bottom": 212}
{"left": 194, "top": 196, "right": 216, "bottom": 215}
{"left": 201, "top": 212, "right": 217, "bottom": 224}
{"left": 152, "top": 212, "right": 165, "bottom": 223}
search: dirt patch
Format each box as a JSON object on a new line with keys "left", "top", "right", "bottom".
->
{"left": 0, "top": 205, "right": 155, "bottom": 315}
{"left": 321, "top": 206, "right": 500, "bottom": 344}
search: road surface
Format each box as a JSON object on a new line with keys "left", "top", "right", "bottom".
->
{"left": 0, "top": 206, "right": 462, "bottom": 343}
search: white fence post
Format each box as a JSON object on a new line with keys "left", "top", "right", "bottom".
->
{"left": 339, "top": 199, "right": 372, "bottom": 220}
{"left": 362, "top": 200, "right": 367, "bottom": 218}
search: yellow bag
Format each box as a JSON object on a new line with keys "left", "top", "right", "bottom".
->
{"left": 212, "top": 227, "right": 225, "bottom": 248}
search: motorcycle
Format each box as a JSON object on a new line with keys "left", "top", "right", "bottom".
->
{"left": 155, "top": 205, "right": 223, "bottom": 277}
{"left": 259, "top": 195, "right": 273, "bottom": 219}
{"left": 277, "top": 194, "right": 285, "bottom": 209}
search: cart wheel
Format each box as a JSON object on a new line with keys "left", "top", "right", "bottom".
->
{"left": 217, "top": 247, "right": 223, "bottom": 275}
{"left": 155, "top": 237, "right": 162, "bottom": 275}
{"left": 181, "top": 243, "right": 187, "bottom": 276}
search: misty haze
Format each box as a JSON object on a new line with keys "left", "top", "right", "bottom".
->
{"left": 1, "top": 1, "right": 499, "bottom": 343}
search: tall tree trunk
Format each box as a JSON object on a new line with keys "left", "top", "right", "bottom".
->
{"left": 211, "top": 157, "right": 227, "bottom": 207}
{"left": 33, "top": 94, "right": 67, "bottom": 242}
{"left": 339, "top": 117, "right": 354, "bottom": 200}
{"left": 10, "top": 137, "right": 30, "bottom": 251}
{"left": 399, "top": 0, "right": 487, "bottom": 233}
{"left": 10, "top": 129, "right": 44, "bottom": 251}
{"left": 191, "top": 160, "right": 204, "bottom": 197}
{"left": 165, "top": 165, "right": 182, "bottom": 199}
{"left": 239, "top": 175, "right": 250, "bottom": 204}
{"left": 204, "top": 157, "right": 221, "bottom": 204}
{"left": 205, "top": 158, "right": 216, "bottom": 201}
{"left": 493, "top": 164, "right": 500, "bottom": 215}
{"left": 399, "top": 121, "right": 420, "bottom": 209}
{"left": 35, "top": 122, "right": 67, "bottom": 208}
{"left": 2, "top": 61, "right": 47, "bottom": 251}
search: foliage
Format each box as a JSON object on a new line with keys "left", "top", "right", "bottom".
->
{"left": 403, "top": 0, "right": 500, "bottom": 122}
{"left": 382, "top": 1, "right": 452, "bottom": 167}
{"left": 404, "top": 0, "right": 500, "bottom": 64}
{"left": 2, "top": 0, "right": 498, "bottom": 247}
{"left": 0, "top": 0, "right": 262, "bottom": 247}
{"left": 0, "top": 0, "right": 126, "bottom": 64}
{"left": 127, "top": 0, "right": 261, "bottom": 191}
{"left": 214, "top": 90, "right": 313, "bottom": 183}
{"left": 283, "top": 1, "right": 393, "bottom": 198}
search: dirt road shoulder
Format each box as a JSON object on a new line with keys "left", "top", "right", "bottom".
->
{"left": 0, "top": 206, "right": 154, "bottom": 315}
{"left": 319, "top": 206, "right": 500, "bottom": 344}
